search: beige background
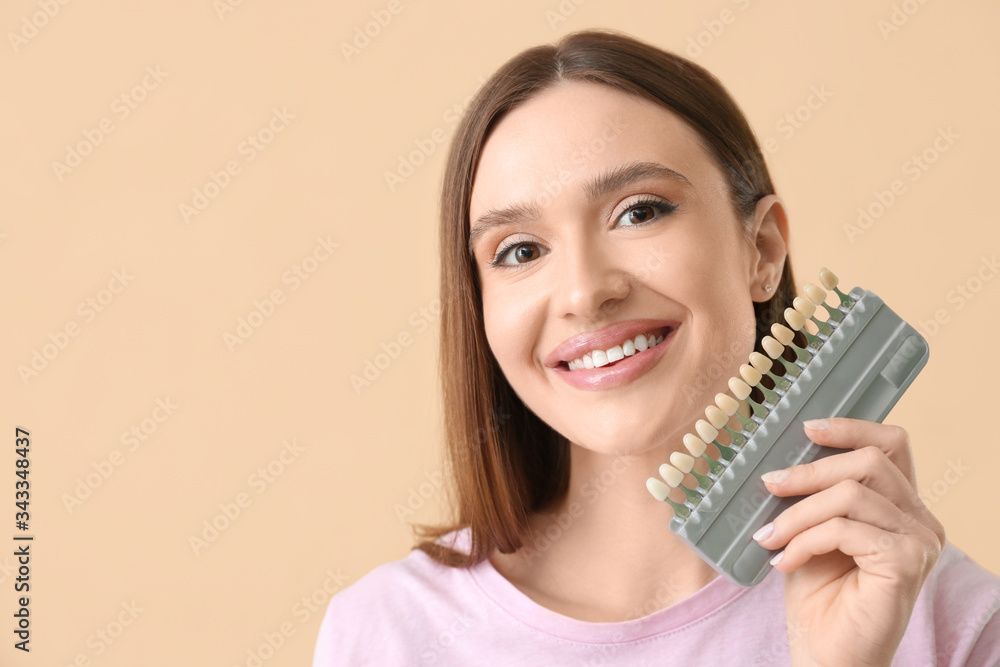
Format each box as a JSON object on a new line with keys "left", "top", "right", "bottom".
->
{"left": 2, "top": 0, "right": 998, "bottom": 664}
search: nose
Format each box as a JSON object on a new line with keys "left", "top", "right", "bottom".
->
{"left": 551, "top": 231, "right": 632, "bottom": 321}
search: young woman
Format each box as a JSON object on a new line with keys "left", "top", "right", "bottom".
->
{"left": 314, "top": 29, "right": 1000, "bottom": 665}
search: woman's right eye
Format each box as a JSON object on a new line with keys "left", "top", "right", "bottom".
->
{"left": 492, "top": 241, "right": 545, "bottom": 268}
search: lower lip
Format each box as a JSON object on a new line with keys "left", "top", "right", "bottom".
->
{"left": 552, "top": 327, "right": 678, "bottom": 391}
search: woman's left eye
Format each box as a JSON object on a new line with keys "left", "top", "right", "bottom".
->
{"left": 615, "top": 197, "right": 678, "bottom": 227}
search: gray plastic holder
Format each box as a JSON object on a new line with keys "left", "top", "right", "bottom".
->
{"left": 669, "top": 287, "right": 930, "bottom": 587}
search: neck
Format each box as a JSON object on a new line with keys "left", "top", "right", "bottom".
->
{"left": 490, "top": 440, "right": 720, "bottom": 622}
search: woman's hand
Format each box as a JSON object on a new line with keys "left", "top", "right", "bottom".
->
{"left": 752, "top": 417, "right": 946, "bottom": 667}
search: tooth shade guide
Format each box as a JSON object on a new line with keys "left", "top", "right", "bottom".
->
{"left": 771, "top": 323, "right": 810, "bottom": 363}
{"left": 645, "top": 270, "right": 928, "bottom": 587}
{"left": 819, "top": 266, "right": 854, "bottom": 307}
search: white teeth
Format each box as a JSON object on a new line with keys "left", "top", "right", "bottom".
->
{"left": 771, "top": 323, "right": 795, "bottom": 346}
{"left": 819, "top": 267, "right": 839, "bottom": 291}
{"left": 715, "top": 393, "right": 740, "bottom": 416}
{"left": 646, "top": 477, "right": 670, "bottom": 501}
{"left": 749, "top": 352, "right": 772, "bottom": 373}
{"left": 793, "top": 297, "right": 816, "bottom": 319}
{"left": 762, "top": 336, "right": 784, "bottom": 359}
{"left": 695, "top": 419, "right": 719, "bottom": 443}
{"left": 670, "top": 451, "right": 695, "bottom": 473}
{"left": 566, "top": 329, "right": 671, "bottom": 371}
{"left": 659, "top": 463, "right": 683, "bottom": 487}
{"left": 705, "top": 405, "right": 728, "bottom": 430}
{"left": 683, "top": 433, "right": 707, "bottom": 457}
{"left": 740, "top": 364, "right": 762, "bottom": 387}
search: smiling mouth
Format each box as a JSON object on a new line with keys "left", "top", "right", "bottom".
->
{"left": 562, "top": 325, "right": 674, "bottom": 371}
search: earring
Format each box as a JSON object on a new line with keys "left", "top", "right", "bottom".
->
{"left": 764, "top": 284, "right": 773, "bottom": 293}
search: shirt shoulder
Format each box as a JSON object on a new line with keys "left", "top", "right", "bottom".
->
{"left": 895, "top": 542, "right": 1000, "bottom": 666}
{"left": 312, "top": 531, "right": 479, "bottom": 666}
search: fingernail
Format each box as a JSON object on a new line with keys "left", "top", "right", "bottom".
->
{"left": 752, "top": 522, "right": 773, "bottom": 542}
{"left": 803, "top": 418, "right": 829, "bottom": 430}
{"left": 769, "top": 551, "right": 784, "bottom": 566}
{"left": 761, "top": 468, "right": 789, "bottom": 484}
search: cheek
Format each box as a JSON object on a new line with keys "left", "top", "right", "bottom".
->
{"left": 481, "top": 283, "right": 538, "bottom": 371}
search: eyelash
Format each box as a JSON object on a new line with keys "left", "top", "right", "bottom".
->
{"left": 489, "top": 196, "right": 679, "bottom": 269}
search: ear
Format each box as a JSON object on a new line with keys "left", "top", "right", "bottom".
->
{"left": 748, "top": 194, "right": 789, "bottom": 303}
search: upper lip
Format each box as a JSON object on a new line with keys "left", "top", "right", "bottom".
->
{"left": 544, "top": 319, "right": 680, "bottom": 368}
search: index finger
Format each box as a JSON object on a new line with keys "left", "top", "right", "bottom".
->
{"left": 800, "top": 417, "right": 917, "bottom": 487}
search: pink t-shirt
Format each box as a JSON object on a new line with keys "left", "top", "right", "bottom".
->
{"left": 313, "top": 528, "right": 1000, "bottom": 665}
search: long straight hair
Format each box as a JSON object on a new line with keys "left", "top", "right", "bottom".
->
{"left": 416, "top": 28, "right": 797, "bottom": 567}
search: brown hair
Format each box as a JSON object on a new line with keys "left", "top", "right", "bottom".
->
{"left": 415, "top": 28, "right": 797, "bottom": 567}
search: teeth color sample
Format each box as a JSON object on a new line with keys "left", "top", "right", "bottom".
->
{"left": 793, "top": 297, "right": 816, "bottom": 318}
{"left": 739, "top": 364, "right": 762, "bottom": 386}
{"left": 705, "top": 405, "right": 728, "bottom": 429}
{"left": 749, "top": 352, "right": 772, "bottom": 373}
{"left": 695, "top": 419, "right": 719, "bottom": 443}
{"left": 670, "top": 451, "right": 695, "bottom": 473}
{"left": 803, "top": 283, "right": 827, "bottom": 305}
{"left": 683, "top": 433, "right": 707, "bottom": 457}
{"left": 728, "top": 377, "right": 751, "bottom": 400}
{"left": 771, "top": 323, "right": 795, "bottom": 346}
{"left": 819, "top": 267, "right": 838, "bottom": 290}
{"left": 784, "top": 308, "right": 806, "bottom": 331}
{"left": 646, "top": 477, "right": 670, "bottom": 501}
{"left": 716, "top": 393, "right": 740, "bottom": 416}
{"left": 659, "top": 463, "right": 684, "bottom": 487}
{"left": 648, "top": 266, "right": 860, "bottom": 549}
{"left": 762, "top": 336, "right": 784, "bottom": 359}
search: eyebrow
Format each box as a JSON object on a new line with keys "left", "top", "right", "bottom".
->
{"left": 467, "top": 160, "right": 692, "bottom": 256}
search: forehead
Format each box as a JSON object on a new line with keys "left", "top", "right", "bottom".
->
{"left": 469, "top": 79, "right": 714, "bottom": 221}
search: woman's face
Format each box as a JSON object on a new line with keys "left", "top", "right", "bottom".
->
{"left": 468, "top": 79, "right": 786, "bottom": 456}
